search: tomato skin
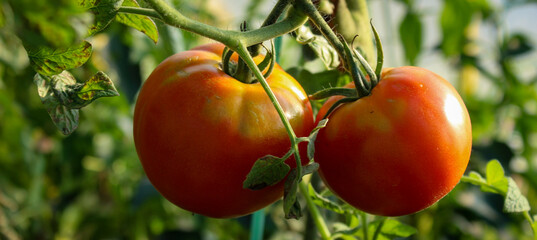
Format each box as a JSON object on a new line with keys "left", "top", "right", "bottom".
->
{"left": 133, "top": 43, "right": 314, "bottom": 218}
{"left": 315, "top": 66, "right": 472, "bottom": 216}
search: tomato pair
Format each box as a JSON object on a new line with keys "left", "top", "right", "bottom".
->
{"left": 134, "top": 43, "right": 472, "bottom": 218}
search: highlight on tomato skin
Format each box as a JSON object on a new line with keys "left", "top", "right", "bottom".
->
{"left": 132, "top": 43, "right": 315, "bottom": 218}
{"left": 314, "top": 66, "right": 472, "bottom": 217}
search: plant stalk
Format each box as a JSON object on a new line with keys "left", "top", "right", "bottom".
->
{"left": 299, "top": 181, "right": 331, "bottom": 240}
{"left": 143, "top": 0, "right": 307, "bottom": 50}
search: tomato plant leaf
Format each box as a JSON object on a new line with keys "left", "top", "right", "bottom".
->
{"left": 399, "top": 11, "right": 422, "bottom": 65}
{"left": 503, "top": 177, "right": 530, "bottom": 213}
{"left": 73, "top": 71, "right": 119, "bottom": 108}
{"left": 294, "top": 26, "right": 340, "bottom": 69}
{"left": 116, "top": 0, "right": 158, "bottom": 44}
{"left": 307, "top": 119, "right": 328, "bottom": 161}
{"left": 34, "top": 72, "right": 80, "bottom": 135}
{"left": 367, "top": 218, "right": 417, "bottom": 239}
{"left": 302, "top": 162, "right": 319, "bottom": 176}
{"left": 485, "top": 160, "right": 509, "bottom": 195}
{"left": 34, "top": 71, "right": 118, "bottom": 135}
{"left": 242, "top": 155, "right": 290, "bottom": 190}
{"left": 27, "top": 41, "right": 92, "bottom": 76}
{"left": 439, "top": 0, "right": 473, "bottom": 57}
{"left": 308, "top": 184, "right": 346, "bottom": 214}
{"left": 283, "top": 169, "right": 301, "bottom": 219}
{"left": 82, "top": 0, "right": 124, "bottom": 36}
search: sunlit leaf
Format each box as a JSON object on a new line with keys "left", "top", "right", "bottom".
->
{"left": 503, "top": 177, "right": 530, "bottom": 213}
{"left": 369, "top": 218, "right": 417, "bottom": 239}
{"left": 485, "top": 160, "right": 509, "bottom": 195}
{"left": 27, "top": 41, "right": 92, "bottom": 76}
{"left": 116, "top": 0, "right": 158, "bottom": 43}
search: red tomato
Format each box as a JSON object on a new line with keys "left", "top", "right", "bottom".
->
{"left": 314, "top": 66, "right": 472, "bottom": 216}
{"left": 133, "top": 43, "right": 314, "bottom": 218}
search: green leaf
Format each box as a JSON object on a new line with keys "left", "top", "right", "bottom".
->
{"left": 468, "top": 171, "right": 486, "bottom": 182}
{"left": 34, "top": 72, "right": 80, "bottom": 135}
{"left": 34, "top": 71, "right": 119, "bottom": 135}
{"left": 242, "top": 155, "right": 290, "bottom": 190}
{"left": 82, "top": 0, "right": 124, "bottom": 36}
{"left": 73, "top": 71, "right": 119, "bottom": 108}
{"left": 503, "top": 177, "right": 530, "bottom": 213}
{"left": 369, "top": 218, "right": 417, "bottom": 239}
{"left": 439, "top": 0, "right": 473, "bottom": 56}
{"left": 308, "top": 184, "right": 346, "bottom": 214}
{"left": 116, "top": 0, "right": 158, "bottom": 44}
{"left": 9, "top": 0, "right": 90, "bottom": 49}
{"left": 307, "top": 119, "right": 328, "bottom": 161}
{"left": 286, "top": 68, "right": 349, "bottom": 95}
{"left": 27, "top": 41, "right": 92, "bottom": 76}
{"left": 484, "top": 160, "right": 509, "bottom": 195}
{"left": 283, "top": 169, "right": 301, "bottom": 219}
{"left": 399, "top": 11, "right": 422, "bottom": 65}
{"left": 302, "top": 162, "right": 319, "bottom": 176}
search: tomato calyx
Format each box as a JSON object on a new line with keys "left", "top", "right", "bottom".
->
{"left": 309, "top": 21, "right": 384, "bottom": 119}
{"left": 220, "top": 23, "right": 276, "bottom": 84}
{"left": 221, "top": 42, "right": 276, "bottom": 84}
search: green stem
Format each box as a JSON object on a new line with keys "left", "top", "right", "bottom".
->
{"left": 299, "top": 181, "right": 331, "bottom": 240}
{"left": 523, "top": 211, "right": 536, "bottom": 239}
{"left": 360, "top": 211, "right": 369, "bottom": 240}
{"left": 117, "top": 6, "right": 162, "bottom": 20}
{"left": 372, "top": 217, "right": 386, "bottom": 240}
{"left": 234, "top": 44, "right": 302, "bottom": 177}
{"left": 144, "top": 0, "right": 307, "bottom": 49}
{"left": 262, "top": 0, "right": 291, "bottom": 28}
{"left": 295, "top": 0, "right": 345, "bottom": 59}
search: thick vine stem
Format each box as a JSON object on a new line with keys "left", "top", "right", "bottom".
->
{"left": 118, "top": 6, "right": 162, "bottom": 20}
{"left": 144, "top": 0, "right": 307, "bottom": 50}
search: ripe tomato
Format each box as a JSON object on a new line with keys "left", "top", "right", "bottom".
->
{"left": 314, "top": 66, "right": 472, "bottom": 216}
{"left": 133, "top": 43, "right": 314, "bottom": 218}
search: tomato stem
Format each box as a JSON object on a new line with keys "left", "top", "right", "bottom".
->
{"left": 118, "top": 6, "right": 162, "bottom": 20}
{"left": 360, "top": 211, "right": 369, "bottom": 240}
{"left": 234, "top": 42, "right": 302, "bottom": 174}
{"left": 295, "top": 0, "right": 346, "bottom": 62}
{"left": 299, "top": 181, "right": 332, "bottom": 240}
{"left": 143, "top": 0, "right": 307, "bottom": 49}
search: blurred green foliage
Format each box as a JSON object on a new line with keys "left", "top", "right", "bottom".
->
{"left": 1, "top": 0, "right": 537, "bottom": 239}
